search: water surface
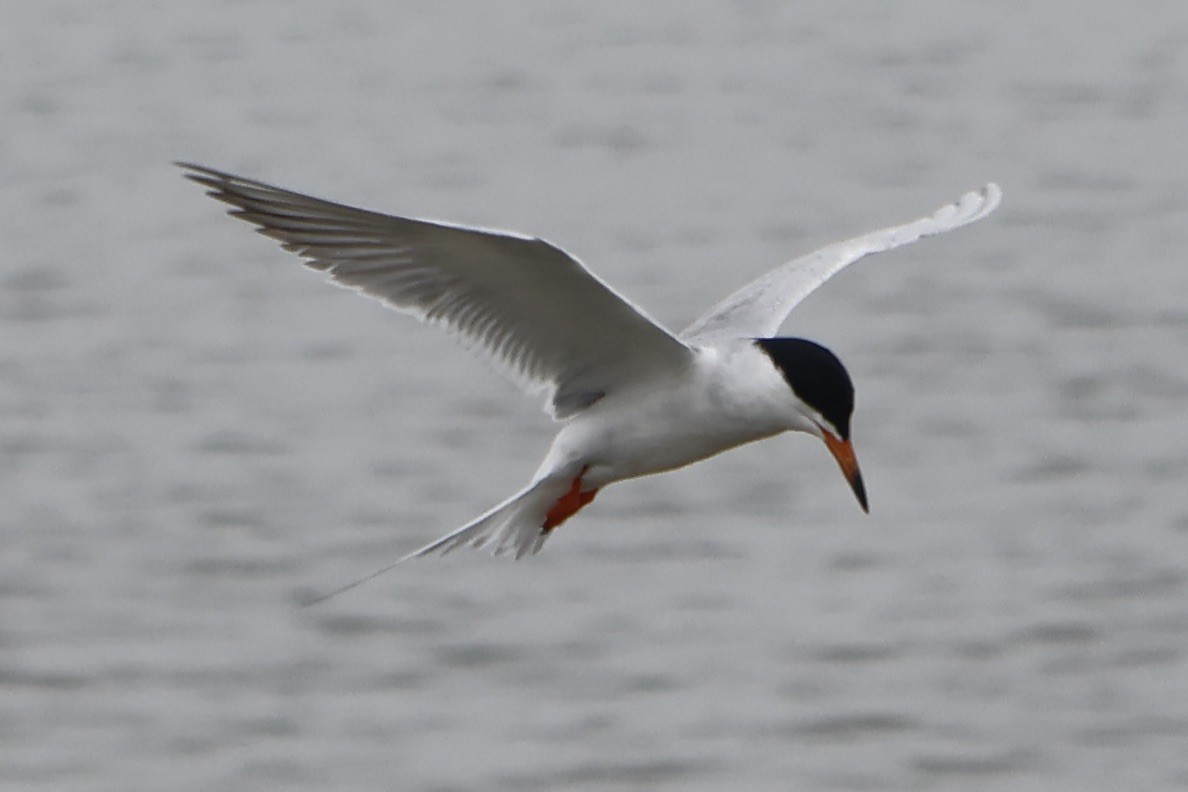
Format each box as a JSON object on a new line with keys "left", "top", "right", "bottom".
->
{"left": 3, "top": 2, "right": 1188, "bottom": 790}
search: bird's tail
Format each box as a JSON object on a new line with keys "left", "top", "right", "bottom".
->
{"left": 403, "top": 475, "right": 576, "bottom": 560}
{"left": 303, "top": 476, "right": 575, "bottom": 605}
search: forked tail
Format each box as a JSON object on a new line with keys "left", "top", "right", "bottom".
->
{"left": 403, "top": 475, "right": 578, "bottom": 560}
{"left": 304, "top": 472, "right": 595, "bottom": 604}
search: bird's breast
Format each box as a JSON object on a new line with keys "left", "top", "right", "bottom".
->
{"left": 547, "top": 350, "right": 793, "bottom": 485}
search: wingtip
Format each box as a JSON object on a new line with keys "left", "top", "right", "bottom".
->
{"left": 174, "top": 161, "right": 228, "bottom": 191}
{"left": 981, "top": 181, "right": 1003, "bottom": 209}
{"left": 173, "top": 160, "right": 208, "bottom": 178}
{"left": 175, "top": 162, "right": 257, "bottom": 192}
{"left": 947, "top": 181, "right": 1003, "bottom": 227}
{"left": 972, "top": 181, "right": 1004, "bottom": 218}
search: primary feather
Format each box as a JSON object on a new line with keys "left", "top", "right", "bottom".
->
{"left": 681, "top": 183, "right": 1002, "bottom": 343}
{"left": 178, "top": 163, "right": 692, "bottom": 419}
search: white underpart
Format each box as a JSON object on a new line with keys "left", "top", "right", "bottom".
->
{"left": 179, "top": 164, "right": 1000, "bottom": 582}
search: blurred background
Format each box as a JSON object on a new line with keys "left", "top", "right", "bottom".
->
{"left": 2, "top": 1, "right": 1187, "bottom": 790}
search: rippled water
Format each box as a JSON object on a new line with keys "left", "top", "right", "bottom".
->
{"left": 4, "top": 2, "right": 1188, "bottom": 790}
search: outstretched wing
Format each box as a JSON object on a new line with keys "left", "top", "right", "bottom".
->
{"left": 179, "top": 163, "right": 693, "bottom": 418}
{"left": 680, "top": 183, "right": 1002, "bottom": 343}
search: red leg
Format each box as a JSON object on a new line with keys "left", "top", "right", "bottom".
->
{"left": 543, "top": 466, "right": 599, "bottom": 533}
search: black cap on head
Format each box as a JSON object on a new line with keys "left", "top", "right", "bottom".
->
{"left": 755, "top": 338, "right": 855, "bottom": 439}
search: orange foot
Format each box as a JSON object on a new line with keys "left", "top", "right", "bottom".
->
{"left": 543, "top": 465, "right": 599, "bottom": 533}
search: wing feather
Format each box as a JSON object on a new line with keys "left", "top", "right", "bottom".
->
{"left": 681, "top": 183, "right": 1002, "bottom": 343}
{"left": 179, "top": 163, "right": 692, "bottom": 418}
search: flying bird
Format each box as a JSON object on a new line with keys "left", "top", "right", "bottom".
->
{"left": 179, "top": 162, "right": 999, "bottom": 592}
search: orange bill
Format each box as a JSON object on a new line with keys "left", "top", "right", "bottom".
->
{"left": 820, "top": 431, "right": 869, "bottom": 513}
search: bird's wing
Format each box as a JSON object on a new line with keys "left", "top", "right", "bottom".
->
{"left": 179, "top": 163, "right": 693, "bottom": 419}
{"left": 679, "top": 183, "right": 1002, "bottom": 343}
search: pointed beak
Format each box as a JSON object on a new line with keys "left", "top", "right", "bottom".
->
{"left": 820, "top": 430, "right": 869, "bottom": 513}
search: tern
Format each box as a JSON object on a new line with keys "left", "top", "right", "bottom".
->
{"left": 179, "top": 163, "right": 1000, "bottom": 588}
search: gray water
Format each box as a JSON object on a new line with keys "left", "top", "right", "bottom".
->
{"left": 4, "top": 2, "right": 1188, "bottom": 790}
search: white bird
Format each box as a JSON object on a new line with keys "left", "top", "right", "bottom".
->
{"left": 178, "top": 163, "right": 1000, "bottom": 596}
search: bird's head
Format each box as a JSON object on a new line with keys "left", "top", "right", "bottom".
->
{"left": 755, "top": 337, "right": 868, "bottom": 513}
